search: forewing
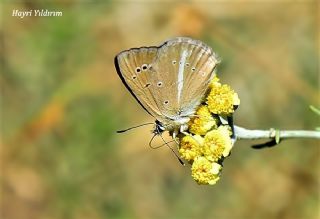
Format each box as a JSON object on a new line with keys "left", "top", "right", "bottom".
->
{"left": 151, "top": 37, "right": 219, "bottom": 119}
{"left": 115, "top": 47, "right": 162, "bottom": 118}
{"left": 179, "top": 39, "right": 219, "bottom": 115}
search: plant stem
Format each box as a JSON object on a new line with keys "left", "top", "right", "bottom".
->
{"left": 234, "top": 126, "right": 320, "bottom": 140}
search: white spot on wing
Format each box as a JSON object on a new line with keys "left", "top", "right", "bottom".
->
{"left": 177, "top": 50, "right": 188, "bottom": 103}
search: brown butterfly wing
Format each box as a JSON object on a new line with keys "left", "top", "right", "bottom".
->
{"left": 178, "top": 39, "right": 219, "bottom": 115}
{"left": 115, "top": 47, "right": 162, "bottom": 118}
{"left": 152, "top": 37, "right": 219, "bottom": 120}
{"left": 115, "top": 37, "right": 220, "bottom": 128}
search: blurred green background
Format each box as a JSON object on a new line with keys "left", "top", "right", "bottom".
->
{"left": 1, "top": 1, "right": 319, "bottom": 219}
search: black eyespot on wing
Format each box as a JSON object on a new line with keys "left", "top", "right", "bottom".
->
{"left": 142, "top": 64, "right": 148, "bottom": 71}
{"left": 136, "top": 67, "right": 141, "bottom": 73}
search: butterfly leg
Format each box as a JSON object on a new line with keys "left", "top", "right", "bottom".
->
{"left": 179, "top": 125, "right": 201, "bottom": 145}
{"left": 179, "top": 124, "right": 191, "bottom": 137}
{"left": 172, "top": 124, "right": 191, "bottom": 146}
{"left": 172, "top": 129, "right": 180, "bottom": 146}
{"left": 169, "top": 129, "right": 185, "bottom": 165}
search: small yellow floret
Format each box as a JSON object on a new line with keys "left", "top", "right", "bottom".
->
{"left": 191, "top": 156, "right": 221, "bottom": 185}
{"left": 209, "top": 76, "right": 220, "bottom": 89}
{"left": 188, "top": 105, "right": 218, "bottom": 135}
{"left": 207, "top": 82, "right": 239, "bottom": 115}
{"left": 203, "top": 126, "right": 232, "bottom": 162}
{"left": 179, "top": 135, "right": 204, "bottom": 162}
{"left": 233, "top": 92, "right": 240, "bottom": 106}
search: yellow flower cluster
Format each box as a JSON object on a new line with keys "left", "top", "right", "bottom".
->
{"left": 191, "top": 157, "right": 221, "bottom": 185}
{"left": 207, "top": 77, "right": 240, "bottom": 115}
{"left": 178, "top": 75, "right": 240, "bottom": 185}
{"left": 179, "top": 126, "right": 232, "bottom": 185}
{"left": 188, "top": 105, "right": 218, "bottom": 135}
{"left": 179, "top": 135, "right": 203, "bottom": 162}
{"left": 203, "top": 126, "right": 232, "bottom": 162}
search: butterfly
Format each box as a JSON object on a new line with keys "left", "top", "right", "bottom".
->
{"left": 115, "top": 37, "right": 220, "bottom": 140}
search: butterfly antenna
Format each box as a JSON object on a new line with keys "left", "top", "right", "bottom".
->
{"left": 117, "top": 122, "right": 154, "bottom": 133}
{"left": 159, "top": 134, "right": 185, "bottom": 166}
{"left": 149, "top": 134, "right": 175, "bottom": 149}
{"left": 148, "top": 134, "right": 158, "bottom": 148}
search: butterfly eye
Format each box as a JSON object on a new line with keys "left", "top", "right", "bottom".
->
{"left": 142, "top": 64, "right": 148, "bottom": 71}
{"left": 186, "top": 63, "right": 190, "bottom": 67}
{"left": 132, "top": 75, "right": 137, "bottom": 80}
{"left": 157, "top": 82, "right": 163, "bottom": 87}
{"left": 164, "top": 100, "right": 169, "bottom": 105}
{"left": 135, "top": 67, "right": 141, "bottom": 73}
{"left": 191, "top": 67, "right": 196, "bottom": 71}
{"left": 145, "top": 83, "right": 151, "bottom": 88}
{"left": 172, "top": 60, "right": 176, "bottom": 65}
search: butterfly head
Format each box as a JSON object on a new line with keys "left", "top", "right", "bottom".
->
{"left": 153, "top": 120, "right": 166, "bottom": 135}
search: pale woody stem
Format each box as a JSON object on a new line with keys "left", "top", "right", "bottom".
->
{"left": 234, "top": 126, "right": 320, "bottom": 140}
